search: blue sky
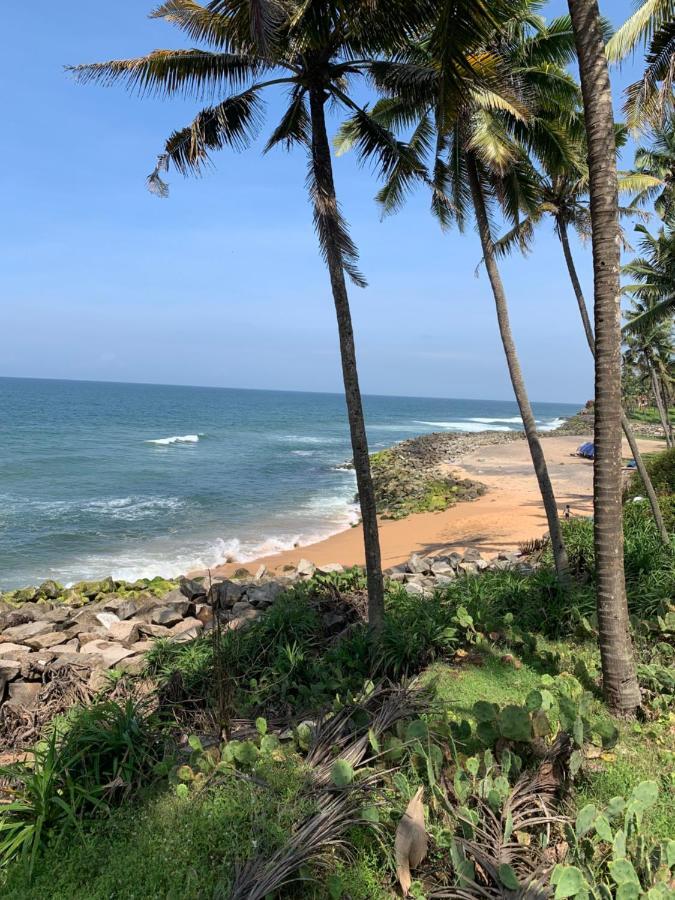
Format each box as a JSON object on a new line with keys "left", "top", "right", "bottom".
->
{"left": 0, "top": 1, "right": 642, "bottom": 403}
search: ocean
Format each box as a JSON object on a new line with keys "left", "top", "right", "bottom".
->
{"left": 0, "top": 377, "right": 580, "bottom": 590}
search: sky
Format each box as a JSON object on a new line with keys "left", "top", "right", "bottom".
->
{"left": 0, "top": 0, "right": 643, "bottom": 403}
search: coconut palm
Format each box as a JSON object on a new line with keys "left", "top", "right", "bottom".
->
{"left": 606, "top": 0, "right": 675, "bottom": 129}
{"left": 337, "top": 2, "right": 574, "bottom": 583}
{"left": 68, "top": 0, "right": 515, "bottom": 629}
{"left": 494, "top": 130, "right": 671, "bottom": 544}
{"left": 623, "top": 225, "right": 675, "bottom": 446}
{"left": 620, "top": 120, "right": 675, "bottom": 226}
{"left": 567, "top": 0, "right": 641, "bottom": 715}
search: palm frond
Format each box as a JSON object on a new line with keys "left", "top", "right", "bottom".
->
{"left": 67, "top": 48, "right": 260, "bottom": 99}
{"left": 264, "top": 85, "right": 308, "bottom": 152}
{"left": 207, "top": 0, "right": 286, "bottom": 54}
{"left": 158, "top": 89, "right": 264, "bottom": 183}
{"left": 622, "top": 292, "right": 675, "bottom": 334}
{"left": 151, "top": 0, "right": 239, "bottom": 50}
{"left": 624, "top": 19, "right": 675, "bottom": 129}
{"left": 606, "top": 0, "right": 675, "bottom": 61}
{"left": 306, "top": 159, "right": 367, "bottom": 289}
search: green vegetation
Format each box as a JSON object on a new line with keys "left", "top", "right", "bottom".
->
{"left": 2, "top": 488, "right": 673, "bottom": 898}
{"left": 629, "top": 408, "right": 675, "bottom": 426}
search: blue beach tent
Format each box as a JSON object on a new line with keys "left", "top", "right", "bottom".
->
{"left": 576, "top": 442, "right": 595, "bottom": 459}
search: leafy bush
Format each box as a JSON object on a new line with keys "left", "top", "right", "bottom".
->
{"left": 625, "top": 448, "right": 675, "bottom": 499}
{"left": 0, "top": 699, "right": 162, "bottom": 874}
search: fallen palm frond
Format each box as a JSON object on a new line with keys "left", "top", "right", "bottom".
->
{"left": 430, "top": 735, "right": 572, "bottom": 898}
{"left": 396, "top": 786, "right": 428, "bottom": 896}
{"left": 306, "top": 679, "right": 425, "bottom": 785}
{"left": 229, "top": 792, "right": 367, "bottom": 900}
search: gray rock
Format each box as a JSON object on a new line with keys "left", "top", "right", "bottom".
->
{"left": 2, "top": 620, "right": 54, "bottom": 643}
{"left": 462, "top": 548, "right": 483, "bottom": 562}
{"left": 317, "top": 563, "right": 344, "bottom": 575}
{"left": 247, "top": 582, "right": 284, "bottom": 608}
{"left": 24, "top": 631, "right": 74, "bottom": 651}
{"left": 151, "top": 607, "right": 183, "bottom": 627}
{"left": 168, "top": 618, "right": 204, "bottom": 643}
{"left": 179, "top": 577, "right": 207, "bottom": 601}
{"left": 434, "top": 574, "right": 455, "bottom": 586}
{"left": 387, "top": 572, "right": 407, "bottom": 583}
{"left": 430, "top": 559, "right": 455, "bottom": 576}
{"left": 254, "top": 565, "right": 268, "bottom": 580}
{"left": 403, "top": 582, "right": 426, "bottom": 597}
{"left": 296, "top": 559, "right": 316, "bottom": 578}
{"left": 102, "top": 597, "right": 146, "bottom": 621}
{"left": 106, "top": 621, "right": 140, "bottom": 646}
{"left": 231, "top": 600, "right": 253, "bottom": 617}
{"left": 407, "top": 553, "right": 428, "bottom": 575}
{"left": 38, "top": 580, "right": 62, "bottom": 599}
{"left": 7, "top": 681, "right": 42, "bottom": 708}
{"left": 164, "top": 598, "right": 194, "bottom": 618}
{"left": 95, "top": 611, "right": 121, "bottom": 629}
{"left": 42, "top": 607, "right": 72, "bottom": 625}
{"left": 0, "top": 643, "right": 33, "bottom": 660}
{"left": 208, "top": 580, "right": 246, "bottom": 609}
{"left": 138, "top": 623, "right": 171, "bottom": 639}
{"left": 0, "top": 660, "right": 21, "bottom": 697}
{"left": 84, "top": 641, "right": 136, "bottom": 669}
{"left": 116, "top": 654, "right": 146, "bottom": 675}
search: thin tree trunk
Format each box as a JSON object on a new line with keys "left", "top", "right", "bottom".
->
{"left": 646, "top": 353, "right": 674, "bottom": 447}
{"left": 308, "top": 87, "right": 385, "bottom": 630}
{"left": 568, "top": 0, "right": 641, "bottom": 715}
{"left": 558, "top": 221, "right": 670, "bottom": 544}
{"left": 466, "top": 153, "right": 570, "bottom": 584}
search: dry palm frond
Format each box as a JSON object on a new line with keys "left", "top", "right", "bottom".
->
{"left": 431, "top": 735, "right": 571, "bottom": 898}
{"left": 396, "top": 786, "right": 428, "bottom": 896}
{"left": 306, "top": 680, "right": 424, "bottom": 785}
{"left": 229, "top": 793, "right": 365, "bottom": 900}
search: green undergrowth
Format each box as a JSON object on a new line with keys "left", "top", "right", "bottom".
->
{"left": 1, "top": 502, "right": 674, "bottom": 898}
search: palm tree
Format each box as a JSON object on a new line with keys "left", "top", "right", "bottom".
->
{"left": 68, "top": 0, "right": 511, "bottom": 629}
{"left": 606, "top": 0, "right": 675, "bottom": 129}
{"left": 494, "top": 138, "right": 671, "bottom": 544}
{"left": 620, "top": 120, "right": 675, "bottom": 226}
{"left": 338, "top": 3, "right": 574, "bottom": 583}
{"left": 623, "top": 225, "right": 675, "bottom": 447}
{"left": 567, "top": 0, "right": 641, "bottom": 715}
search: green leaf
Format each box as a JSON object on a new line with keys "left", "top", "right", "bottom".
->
{"left": 384, "top": 736, "right": 404, "bottom": 762}
{"left": 177, "top": 765, "right": 194, "bottom": 782}
{"left": 552, "top": 865, "right": 587, "bottom": 898}
{"left": 175, "top": 783, "right": 189, "bottom": 799}
{"left": 630, "top": 780, "right": 659, "bottom": 809}
{"left": 187, "top": 734, "right": 203, "bottom": 752}
{"left": 570, "top": 750, "right": 583, "bottom": 778}
{"left": 498, "top": 705, "right": 532, "bottom": 742}
{"left": 532, "top": 710, "right": 551, "bottom": 739}
{"left": 255, "top": 717, "right": 267, "bottom": 736}
{"left": 573, "top": 717, "right": 585, "bottom": 748}
{"left": 368, "top": 727, "right": 380, "bottom": 753}
{"left": 296, "top": 722, "right": 312, "bottom": 751}
{"left": 327, "top": 874, "right": 343, "bottom": 900}
{"left": 608, "top": 858, "right": 640, "bottom": 885}
{"left": 615, "top": 883, "right": 640, "bottom": 900}
{"left": 613, "top": 829, "right": 627, "bottom": 859}
{"left": 473, "top": 701, "right": 499, "bottom": 722}
{"left": 606, "top": 796, "right": 626, "bottom": 820}
{"left": 476, "top": 721, "right": 499, "bottom": 747}
{"left": 405, "top": 720, "right": 428, "bottom": 742}
{"left": 576, "top": 804, "right": 598, "bottom": 837}
{"left": 498, "top": 863, "right": 519, "bottom": 890}
{"left": 260, "top": 734, "right": 280, "bottom": 754}
{"left": 233, "top": 741, "right": 259, "bottom": 767}
{"left": 526, "top": 690, "right": 543, "bottom": 711}
{"left": 331, "top": 759, "right": 354, "bottom": 788}
{"left": 465, "top": 756, "right": 480, "bottom": 777}
{"left": 666, "top": 839, "right": 675, "bottom": 868}
{"left": 594, "top": 814, "right": 613, "bottom": 843}
{"left": 360, "top": 805, "right": 379, "bottom": 823}
{"left": 454, "top": 770, "right": 471, "bottom": 804}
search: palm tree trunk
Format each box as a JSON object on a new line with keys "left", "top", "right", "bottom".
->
{"left": 466, "top": 153, "right": 570, "bottom": 584}
{"left": 558, "top": 220, "right": 670, "bottom": 544}
{"left": 646, "top": 353, "right": 674, "bottom": 447}
{"left": 308, "top": 87, "right": 385, "bottom": 630}
{"left": 568, "top": 0, "right": 641, "bottom": 715}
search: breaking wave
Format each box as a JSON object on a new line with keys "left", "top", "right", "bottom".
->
{"left": 146, "top": 434, "right": 202, "bottom": 445}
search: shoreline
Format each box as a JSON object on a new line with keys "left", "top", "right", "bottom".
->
{"left": 202, "top": 431, "right": 663, "bottom": 580}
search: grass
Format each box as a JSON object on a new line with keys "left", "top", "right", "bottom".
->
{"left": 1, "top": 753, "right": 314, "bottom": 900}
{"left": 627, "top": 407, "right": 675, "bottom": 425}
{"left": 2, "top": 487, "right": 674, "bottom": 898}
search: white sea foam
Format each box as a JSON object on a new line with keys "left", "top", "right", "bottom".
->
{"left": 146, "top": 434, "right": 202, "bottom": 445}
{"left": 468, "top": 416, "right": 523, "bottom": 424}
{"left": 277, "top": 434, "right": 341, "bottom": 445}
{"left": 291, "top": 450, "right": 317, "bottom": 456}
{"left": 414, "top": 420, "right": 512, "bottom": 432}
{"left": 538, "top": 417, "right": 566, "bottom": 432}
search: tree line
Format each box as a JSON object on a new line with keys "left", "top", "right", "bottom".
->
{"left": 69, "top": 0, "right": 674, "bottom": 716}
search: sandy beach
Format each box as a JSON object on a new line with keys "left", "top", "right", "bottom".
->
{"left": 208, "top": 433, "right": 664, "bottom": 578}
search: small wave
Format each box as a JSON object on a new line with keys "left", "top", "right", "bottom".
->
{"left": 539, "top": 417, "right": 565, "bottom": 432}
{"left": 276, "top": 434, "right": 341, "bottom": 445}
{"left": 468, "top": 416, "right": 523, "bottom": 424}
{"left": 291, "top": 450, "right": 317, "bottom": 456}
{"left": 414, "top": 420, "right": 512, "bottom": 433}
{"left": 145, "top": 434, "right": 202, "bottom": 445}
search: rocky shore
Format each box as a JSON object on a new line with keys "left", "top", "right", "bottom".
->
{"left": 0, "top": 545, "right": 534, "bottom": 747}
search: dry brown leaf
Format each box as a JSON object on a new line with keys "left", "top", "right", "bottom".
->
{"left": 395, "top": 786, "right": 427, "bottom": 896}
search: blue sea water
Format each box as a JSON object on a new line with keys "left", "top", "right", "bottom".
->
{"left": 0, "top": 378, "right": 580, "bottom": 590}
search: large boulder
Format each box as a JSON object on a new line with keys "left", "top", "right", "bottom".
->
{"left": 2, "top": 620, "right": 54, "bottom": 643}
{"left": 179, "top": 577, "right": 207, "bottom": 601}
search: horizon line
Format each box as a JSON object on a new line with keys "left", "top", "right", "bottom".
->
{"left": 0, "top": 374, "right": 585, "bottom": 408}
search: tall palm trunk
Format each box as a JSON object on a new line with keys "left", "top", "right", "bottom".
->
{"left": 568, "top": 0, "right": 641, "bottom": 715}
{"left": 308, "top": 87, "right": 385, "bottom": 630}
{"left": 558, "top": 220, "right": 670, "bottom": 544}
{"left": 466, "top": 153, "right": 570, "bottom": 584}
{"left": 645, "top": 350, "right": 674, "bottom": 447}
